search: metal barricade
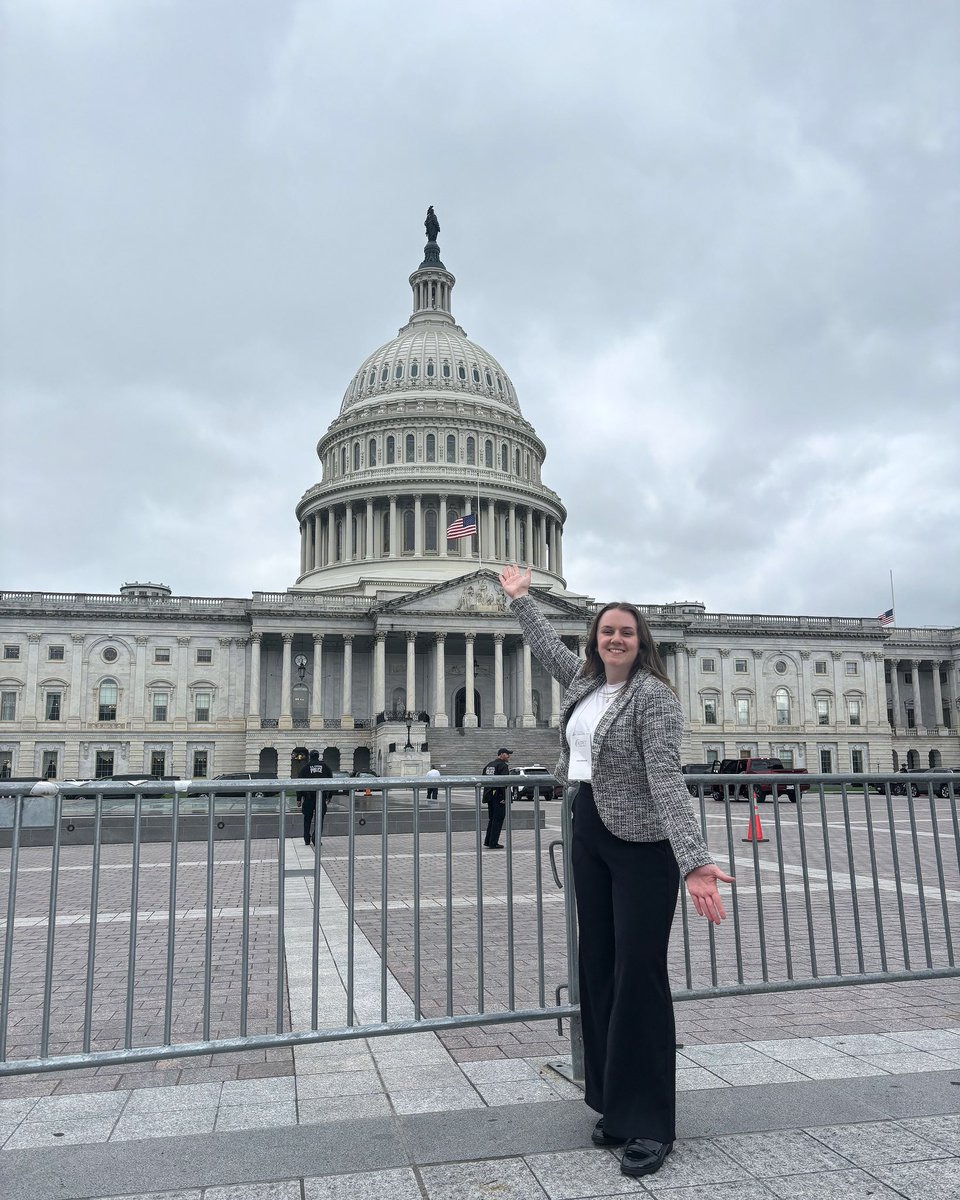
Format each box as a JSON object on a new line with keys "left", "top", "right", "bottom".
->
{"left": 0, "top": 771, "right": 958, "bottom": 1078}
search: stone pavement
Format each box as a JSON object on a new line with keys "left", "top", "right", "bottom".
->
{"left": 2, "top": 806, "right": 960, "bottom": 1198}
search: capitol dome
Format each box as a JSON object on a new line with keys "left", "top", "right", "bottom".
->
{"left": 293, "top": 210, "right": 567, "bottom": 596}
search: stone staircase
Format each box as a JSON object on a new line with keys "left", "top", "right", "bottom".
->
{"left": 424, "top": 726, "right": 562, "bottom": 775}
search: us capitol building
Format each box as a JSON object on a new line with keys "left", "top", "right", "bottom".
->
{"left": 2, "top": 214, "right": 958, "bottom": 784}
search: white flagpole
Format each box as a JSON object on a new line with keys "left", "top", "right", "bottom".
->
{"left": 889, "top": 569, "right": 896, "bottom": 624}
{"left": 476, "top": 455, "right": 482, "bottom": 572}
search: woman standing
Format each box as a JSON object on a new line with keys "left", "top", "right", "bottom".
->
{"left": 499, "top": 565, "right": 734, "bottom": 1178}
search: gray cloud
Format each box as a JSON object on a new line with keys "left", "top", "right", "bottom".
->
{"left": 3, "top": 0, "right": 958, "bottom": 625}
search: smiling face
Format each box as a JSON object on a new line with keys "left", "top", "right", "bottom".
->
{"left": 596, "top": 606, "right": 640, "bottom": 680}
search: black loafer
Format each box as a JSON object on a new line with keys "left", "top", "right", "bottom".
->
{"left": 620, "top": 1138, "right": 673, "bottom": 1177}
{"left": 591, "top": 1118, "right": 626, "bottom": 1148}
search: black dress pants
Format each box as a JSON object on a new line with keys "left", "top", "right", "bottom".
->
{"left": 302, "top": 795, "right": 327, "bottom": 845}
{"left": 484, "top": 796, "right": 506, "bottom": 846}
{"left": 571, "top": 782, "right": 680, "bottom": 1143}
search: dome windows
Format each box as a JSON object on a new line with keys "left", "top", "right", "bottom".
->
{"left": 466, "top": 436, "right": 476, "bottom": 465}
{"left": 395, "top": 363, "right": 404, "bottom": 380}
{"left": 426, "top": 433, "right": 436, "bottom": 462}
{"left": 485, "top": 370, "right": 492, "bottom": 387}
{"left": 405, "top": 433, "right": 416, "bottom": 463}
{"left": 457, "top": 364, "right": 466, "bottom": 381}
{"left": 386, "top": 436, "right": 396, "bottom": 464}
{"left": 425, "top": 508, "right": 438, "bottom": 553}
{"left": 410, "top": 361, "right": 419, "bottom": 379}
{"left": 353, "top": 442, "right": 361, "bottom": 471}
{"left": 426, "top": 360, "right": 435, "bottom": 378}
{"left": 472, "top": 366, "right": 480, "bottom": 384}
{"left": 496, "top": 375, "right": 503, "bottom": 392}
{"left": 484, "top": 439, "right": 493, "bottom": 468}
{"left": 500, "top": 443, "right": 508, "bottom": 472}
{"left": 368, "top": 438, "right": 377, "bottom": 466}
{"left": 381, "top": 366, "right": 389, "bottom": 383}
{"left": 442, "top": 362, "right": 451, "bottom": 379}
{"left": 446, "top": 434, "right": 457, "bottom": 462}
{"left": 368, "top": 370, "right": 376, "bottom": 387}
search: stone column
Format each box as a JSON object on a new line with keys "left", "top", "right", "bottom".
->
{"left": 524, "top": 508, "right": 534, "bottom": 566}
{"left": 69, "top": 635, "right": 85, "bottom": 720}
{"left": 248, "top": 633, "right": 262, "bottom": 718}
{"left": 279, "top": 633, "right": 293, "bottom": 728}
{"left": 672, "top": 644, "right": 688, "bottom": 718}
{"left": 551, "top": 674, "right": 561, "bottom": 728}
{"left": 344, "top": 502, "right": 354, "bottom": 562}
{"left": 433, "top": 633, "right": 448, "bottom": 727}
{"left": 718, "top": 648, "right": 730, "bottom": 726}
{"left": 406, "top": 632, "right": 417, "bottom": 710}
{"left": 313, "top": 515, "right": 320, "bottom": 570}
{"left": 414, "top": 495, "right": 423, "bottom": 556}
{"left": 389, "top": 495, "right": 398, "bottom": 558}
{"left": 889, "top": 658, "right": 901, "bottom": 726}
{"left": 911, "top": 659, "right": 924, "bottom": 728}
{"left": 464, "top": 633, "right": 477, "bottom": 728}
{"left": 300, "top": 522, "right": 307, "bottom": 575}
{"left": 685, "top": 647, "right": 698, "bottom": 721}
{"left": 867, "top": 652, "right": 884, "bottom": 726}
{"left": 931, "top": 659, "right": 944, "bottom": 730}
{"left": 577, "top": 635, "right": 587, "bottom": 660}
{"left": 556, "top": 523, "right": 563, "bottom": 576}
{"left": 521, "top": 642, "right": 536, "bottom": 726}
{"left": 24, "top": 633, "right": 40, "bottom": 720}
{"left": 133, "top": 636, "right": 147, "bottom": 720}
{"left": 464, "top": 497, "right": 475, "bottom": 558}
{"left": 175, "top": 638, "right": 190, "bottom": 721}
{"left": 508, "top": 502, "right": 517, "bottom": 561}
{"left": 439, "top": 495, "right": 448, "bottom": 558}
{"left": 798, "top": 649, "right": 811, "bottom": 728}
{"left": 486, "top": 499, "right": 496, "bottom": 563}
{"left": 327, "top": 509, "right": 335, "bottom": 565}
{"left": 341, "top": 635, "right": 354, "bottom": 725}
{"left": 493, "top": 633, "right": 506, "bottom": 727}
{"left": 372, "top": 632, "right": 386, "bottom": 717}
{"left": 311, "top": 635, "right": 324, "bottom": 726}
{"left": 365, "top": 501, "right": 374, "bottom": 561}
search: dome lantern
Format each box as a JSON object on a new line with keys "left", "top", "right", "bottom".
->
{"left": 407, "top": 206, "right": 457, "bottom": 328}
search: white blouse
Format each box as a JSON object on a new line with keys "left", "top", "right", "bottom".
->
{"left": 567, "top": 680, "right": 627, "bottom": 781}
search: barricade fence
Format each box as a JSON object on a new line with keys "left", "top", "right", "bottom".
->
{"left": 0, "top": 771, "right": 957, "bottom": 1078}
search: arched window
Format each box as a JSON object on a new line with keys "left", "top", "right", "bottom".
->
{"left": 336, "top": 521, "right": 343, "bottom": 561}
{"left": 402, "top": 508, "right": 415, "bottom": 553}
{"left": 525, "top": 453, "right": 530, "bottom": 479}
{"left": 425, "top": 509, "right": 438, "bottom": 552}
{"left": 386, "top": 436, "right": 396, "bottom": 464}
{"left": 775, "top": 688, "right": 791, "bottom": 725}
{"left": 500, "top": 443, "right": 508, "bottom": 471}
{"left": 351, "top": 516, "right": 359, "bottom": 557}
{"left": 503, "top": 516, "right": 510, "bottom": 558}
{"left": 442, "top": 361, "right": 451, "bottom": 378}
{"left": 446, "top": 509, "right": 461, "bottom": 551}
{"left": 518, "top": 522, "right": 526, "bottom": 562}
{"left": 446, "top": 434, "right": 456, "bottom": 462}
{"left": 368, "top": 370, "right": 375, "bottom": 387}
{"left": 425, "top": 433, "right": 436, "bottom": 462}
{"left": 466, "top": 436, "right": 476, "bottom": 465}
{"left": 368, "top": 438, "right": 377, "bottom": 466}
{"left": 426, "top": 360, "right": 435, "bottom": 378}
{"left": 485, "top": 370, "right": 492, "bottom": 387}
{"left": 496, "top": 375, "right": 503, "bottom": 392}
{"left": 472, "top": 366, "right": 480, "bottom": 383}
{"left": 340, "top": 447, "right": 346, "bottom": 474}
{"left": 353, "top": 442, "right": 360, "bottom": 471}
{"left": 458, "top": 363, "right": 466, "bottom": 381}
{"left": 98, "top": 679, "right": 118, "bottom": 722}
{"left": 380, "top": 365, "right": 389, "bottom": 382}
{"left": 382, "top": 515, "right": 390, "bottom": 554}
{"left": 484, "top": 439, "right": 493, "bottom": 467}
{"left": 394, "top": 362, "right": 403, "bottom": 379}
{"left": 405, "top": 433, "right": 415, "bottom": 463}
{"left": 703, "top": 695, "right": 719, "bottom": 725}
{"left": 515, "top": 448, "right": 521, "bottom": 474}
{"left": 410, "top": 360, "right": 419, "bottom": 378}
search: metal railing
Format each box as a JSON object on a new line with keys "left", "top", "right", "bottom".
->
{"left": 0, "top": 772, "right": 957, "bottom": 1079}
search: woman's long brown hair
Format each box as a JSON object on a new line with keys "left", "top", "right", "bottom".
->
{"left": 583, "top": 602, "right": 675, "bottom": 691}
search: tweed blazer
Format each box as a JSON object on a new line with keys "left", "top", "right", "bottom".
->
{"left": 510, "top": 595, "right": 714, "bottom": 878}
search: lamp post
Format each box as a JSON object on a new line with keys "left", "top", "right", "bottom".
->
{"left": 295, "top": 654, "right": 308, "bottom": 682}
{"left": 403, "top": 710, "right": 416, "bottom": 750}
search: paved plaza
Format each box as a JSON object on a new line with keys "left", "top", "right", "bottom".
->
{"left": 1, "top": 796, "right": 959, "bottom": 1197}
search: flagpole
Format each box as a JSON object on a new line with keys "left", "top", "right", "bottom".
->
{"left": 889, "top": 569, "right": 896, "bottom": 625}
{"left": 476, "top": 455, "right": 482, "bottom": 573}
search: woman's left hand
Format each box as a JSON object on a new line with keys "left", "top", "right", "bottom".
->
{"left": 685, "top": 863, "right": 735, "bottom": 924}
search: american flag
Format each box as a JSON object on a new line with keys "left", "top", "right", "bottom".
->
{"left": 877, "top": 608, "right": 894, "bottom": 626}
{"left": 446, "top": 513, "right": 477, "bottom": 540}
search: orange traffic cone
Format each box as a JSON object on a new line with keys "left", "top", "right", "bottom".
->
{"left": 742, "top": 810, "right": 768, "bottom": 843}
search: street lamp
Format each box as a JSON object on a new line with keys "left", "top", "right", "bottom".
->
{"left": 295, "top": 654, "right": 308, "bottom": 682}
{"left": 403, "top": 710, "right": 417, "bottom": 750}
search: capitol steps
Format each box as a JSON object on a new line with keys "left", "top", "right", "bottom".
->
{"left": 424, "top": 726, "right": 562, "bottom": 774}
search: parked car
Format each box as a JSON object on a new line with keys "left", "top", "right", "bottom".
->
{"left": 709, "top": 758, "right": 810, "bottom": 803}
{"left": 211, "top": 772, "right": 279, "bottom": 797}
{"left": 513, "top": 765, "right": 563, "bottom": 801}
{"left": 681, "top": 764, "right": 715, "bottom": 795}
{"left": 876, "top": 768, "right": 960, "bottom": 799}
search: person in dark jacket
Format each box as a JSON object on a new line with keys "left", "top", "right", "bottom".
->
{"left": 298, "top": 749, "right": 332, "bottom": 846}
{"left": 499, "top": 564, "right": 733, "bottom": 1179}
{"left": 481, "top": 747, "right": 512, "bottom": 849}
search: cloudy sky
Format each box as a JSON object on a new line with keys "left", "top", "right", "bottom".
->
{"left": 3, "top": 0, "right": 958, "bottom": 627}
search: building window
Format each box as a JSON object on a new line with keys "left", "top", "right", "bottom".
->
{"left": 426, "top": 360, "right": 435, "bottom": 378}
{"left": 774, "top": 660, "right": 788, "bottom": 674}
{"left": 425, "top": 433, "right": 436, "bottom": 462}
{"left": 155, "top": 648, "right": 171, "bottom": 664}
{"left": 409, "top": 361, "right": 418, "bottom": 378}
{"left": 368, "top": 438, "right": 377, "bottom": 466}
{"left": 45, "top": 691, "right": 62, "bottom": 721}
{"left": 193, "top": 750, "right": 208, "bottom": 779}
{"left": 845, "top": 662, "right": 859, "bottom": 676}
{"left": 515, "top": 448, "right": 521, "bottom": 474}
{"left": 353, "top": 442, "right": 361, "bottom": 470}
{"left": 386, "top": 436, "right": 396, "bottom": 464}
{"left": 196, "top": 648, "right": 212, "bottom": 665}
{"left": 778, "top": 749, "right": 795, "bottom": 768}
{"left": 814, "top": 661, "right": 828, "bottom": 675}
{"left": 102, "top": 646, "right": 118, "bottom": 663}
{"left": 906, "top": 706, "right": 916, "bottom": 729}
{"left": 734, "top": 659, "right": 748, "bottom": 673}
{"left": 194, "top": 693, "right": 211, "bottom": 722}
{"left": 442, "top": 361, "right": 451, "bottom": 378}
{"left": 335, "top": 520, "right": 343, "bottom": 561}
{"left": 95, "top": 751, "right": 114, "bottom": 779}
{"left": 775, "top": 688, "right": 791, "bottom": 725}
{"left": 851, "top": 748, "right": 864, "bottom": 773}
{"left": 848, "top": 699, "right": 861, "bottom": 726}
{"left": 98, "top": 681, "right": 118, "bottom": 721}
{"left": 48, "top": 645, "right": 65, "bottom": 661}
{"left": 736, "top": 697, "right": 750, "bottom": 726}
{"left": 466, "top": 436, "right": 476, "bottom": 465}
{"left": 701, "top": 657, "right": 716, "bottom": 673}
{"left": 485, "top": 370, "right": 493, "bottom": 387}
{"left": 402, "top": 508, "right": 415, "bottom": 553}
{"left": 340, "top": 446, "right": 346, "bottom": 474}
{"left": 0, "top": 751, "right": 11, "bottom": 778}
{"left": 816, "top": 698, "right": 830, "bottom": 726}
{"left": 819, "top": 749, "right": 833, "bottom": 773}
{"left": 500, "top": 443, "right": 508, "bottom": 471}
{"left": 484, "top": 439, "right": 493, "bottom": 467}
{"left": 446, "top": 434, "right": 456, "bottom": 462}
{"left": 3, "top": 645, "right": 20, "bottom": 660}
{"left": 425, "top": 509, "right": 438, "bottom": 553}
{"left": 380, "top": 365, "right": 389, "bottom": 382}
{"left": 405, "top": 433, "right": 415, "bottom": 462}
{"left": 943, "top": 704, "right": 953, "bottom": 730}
{"left": 292, "top": 684, "right": 308, "bottom": 722}
{"left": 382, "top": 518, "right": 390, "bottom": 555}
{"left": 457, "top": 364, "right": 466, "bottom": 380}
{"left": 394, "top": 363, "right": 403, "bottom": 380}
{"left": 703, "top": 697, "right": 718, "bottom": 725}
{"left": 41, "top": 750, "right": 58, "bottom": 779}
{"left": 1, "top": 691, "right": 16, "bottom": 720}
{"left": 152, "top": 693, "right": 169, "bottom": 722}
{"left": 150, "top": 751, "right": 166, "bottom": 776}
{"left": 472, "top": 366, "right": 480, "bottom": 383}
{"left": 706, "top": 748, "right": 719, "bottom": 765}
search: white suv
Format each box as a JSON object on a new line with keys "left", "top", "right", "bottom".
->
{"left": 513, "top": 765, "right": 562, "bottom": 801}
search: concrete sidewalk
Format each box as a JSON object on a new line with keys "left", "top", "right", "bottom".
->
{"left": 2, "top": 837, "right": 959, "bottom": 1198}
